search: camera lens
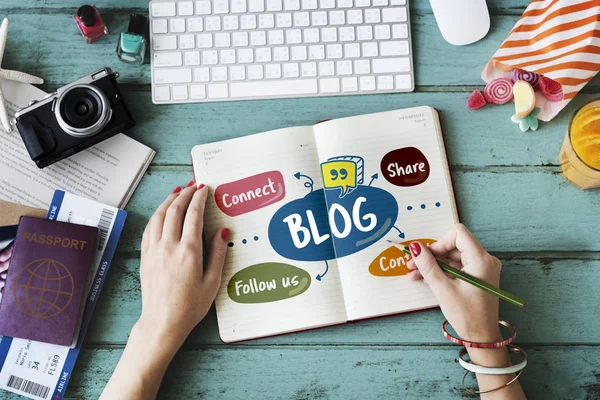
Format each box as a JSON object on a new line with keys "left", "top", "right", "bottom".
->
{"left": 55, "top": 84, "right": 112, "bottom": 138}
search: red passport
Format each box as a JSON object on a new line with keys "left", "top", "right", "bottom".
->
{"left": 0, "top": 217, "right": 98, "bottom": 346}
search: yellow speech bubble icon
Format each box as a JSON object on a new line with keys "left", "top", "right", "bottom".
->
{"left": 321, "top": 160, "right": 358, "bottom": 196}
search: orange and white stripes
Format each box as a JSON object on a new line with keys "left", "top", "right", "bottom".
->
{"left": 482, "top": 0, "right": 600, "bottom": 121}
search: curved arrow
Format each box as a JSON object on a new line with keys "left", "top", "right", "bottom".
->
{"left": 368, "top": 173, "right": 379, "bottom": 186}
{"left": 294, "top": 172, "right": 314, "bottom": 193}
{"left": 316, "top": 260, "right": 329, "bottom": 281}
{"left": 391, "top": 226, "right": 405, "bottom": 239}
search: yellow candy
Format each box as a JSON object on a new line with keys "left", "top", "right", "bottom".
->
{"left": 513, "top": 80, "right": 536, "bottom": 118}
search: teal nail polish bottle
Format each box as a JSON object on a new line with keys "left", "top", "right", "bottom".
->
{"left": 116, "top": 14, "right": 147, "bottom": 65}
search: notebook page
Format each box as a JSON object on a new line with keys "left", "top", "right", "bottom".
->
{"left": 312, "top": 107, "right": 459, "bottom": 321}
{"left": 192, "top": 127, "right": 347, "bottom": 342}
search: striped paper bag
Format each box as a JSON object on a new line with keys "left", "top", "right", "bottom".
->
{"left": 481, "top": 0, "right": 600, "bottom": 121}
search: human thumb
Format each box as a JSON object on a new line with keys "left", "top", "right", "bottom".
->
{"left": 410, "top": 241, "right": 451, "bottom": 292}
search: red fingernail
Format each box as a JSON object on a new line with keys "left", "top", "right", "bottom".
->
{"left": 172, "top": 186, "right": 182, "bottom": 194}
{"left": 198, "top": 183, "right": 205, "bottom": 190}
{"left": 187, "top": 180, "right": 195, "bottom": 188}
{"left": 409, "top": 242, "right": 421, "bottom": 257}
{"left": 221, "top": 228, "right": 230, "bottom": 241}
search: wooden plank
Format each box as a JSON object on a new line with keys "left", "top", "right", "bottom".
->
{"left": 5, "top": 346, "right": 594, "bottom": 400}
{"left": 85, "top": 255, "right": 600, "bottom": 345}
{"left": 4, "top": 12, "right": 600, "bottom": 90}
{"left": 115, "top": 168, "right": 600, "bottom": 252}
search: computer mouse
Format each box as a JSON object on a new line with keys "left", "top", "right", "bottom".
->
{"left": 429, "top": 0, "right": 491, "bottom": 46}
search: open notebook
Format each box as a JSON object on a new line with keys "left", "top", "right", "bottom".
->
{"left": 192, "top": 106, "right": 459, "bottom": 343}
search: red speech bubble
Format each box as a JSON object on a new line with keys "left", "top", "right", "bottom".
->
{"left": 215, "top": 171, "right": 286, "bottom": 217}
{"left": 380, "top": 147, "right": 430, "bottom": 187}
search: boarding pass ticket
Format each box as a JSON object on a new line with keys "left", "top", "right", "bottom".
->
{"left": 0, "top": 191, "right": 126, "bottom": 400}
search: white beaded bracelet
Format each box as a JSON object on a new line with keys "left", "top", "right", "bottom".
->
{"left": 458, "top": 345, "right": 527, "bottom": 375}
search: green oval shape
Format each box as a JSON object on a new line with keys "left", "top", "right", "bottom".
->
{"left": 227, "top": 262, "right": 311, "bottom": 304}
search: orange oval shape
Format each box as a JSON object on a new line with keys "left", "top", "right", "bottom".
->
{"left": 369, "top": 238, "right": 436, "bottom": 277}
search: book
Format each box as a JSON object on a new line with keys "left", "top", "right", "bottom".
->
{"left": 0, "top": 191, "right": 126, "bottom": 400}
{"left": 0, "top": 217, "right": 98, "bottom": 346}
{"left": 0, "top": 79, "right": 155, "bottom": 209}
{"left": 191, "top": 106, "right": 459, "bottom": 343}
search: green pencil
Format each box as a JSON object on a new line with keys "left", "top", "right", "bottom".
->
{"left": 390, "top": 242, "right": 527, "bottom": 309}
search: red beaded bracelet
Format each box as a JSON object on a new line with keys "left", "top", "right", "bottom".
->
{"left": 442, "top": 319, "right": 516, "bottom": 348}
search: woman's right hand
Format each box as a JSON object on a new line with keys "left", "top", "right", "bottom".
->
{"left": 407, "top": 223, "right": 503, "bottom": 342}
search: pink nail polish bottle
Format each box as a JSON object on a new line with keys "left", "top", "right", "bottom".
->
{"left": 74, "top": 5, "right": 109, "bottom": 44}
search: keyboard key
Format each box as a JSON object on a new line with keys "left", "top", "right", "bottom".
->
{"left": 194, "top": 67, "right": 210, "bottom": 81}
{"left": 205, "top": 16, "right": 221, "bottom": 31}
{"left": 215, "top": 32, "right": 231, "bottom": 47}
{"left": 220, "top": 49, "right": 236, "bottom": 63}
{"left": 231, "top": 0, "right": 248, "bottom": 12}
{"left": 283, "top": 63, "right": 300, "bottom": 77}
{"left": 392, "top": 24, "right": 408, "bottom": 39}
{"left": 291, "top": 45, "right": 308, "bottom": 60}
{"left": 308, "top": 44, "right": 325, "bottom": 59}
{"left": 172, "top": 85, "right": 189, "bottom": 100}
{"left": 285, "top": 0, "right": 301, "bottom": 10}
{"left": 304, "top": 28, "right": 320, "bottom": 43}
{"left": 259, "top": 14, "right": 275, "bottom": 28}
{"left": 170, "top": 18, "right": 186, "bottom": 33}
{"left": 187, "top": 17, "right": 204, "bottom": 32}
{"left": 197, "top": 33, "right": 213, "bottom": 48}
{"left": 230, "top": 65, "right": 246, "bottom": 80}
{"left": 355, "top": 0, "right": 370, "bottom": 6}
{"left": 256, "top": 47, "right": 272, "bottom": 61}
{"left": 365, "top": 9, "right": 380, "bottom": 23}
{"left": 208, "top": 83, "right": 229, "bottom": 98}
{"left": 179, "top": 34, "right": 195, "bottom": 49}
{"left": 302, "top": 0, "right": 318, "bottom": 9}
{"left": 360, "top": 76, "right": 376, "bottom": 90}
{"left": 321, "top": 0, "right": 336, "bottom": 8}
{"left": 223, "top": 15, "right": 239, "bottom": 30}
{"left": 395, "top": 74, "right": 412, "bottom": 89}
{"left": 374, "top": 25, "right": 391, "bottom": 40}
{"left": 277, "top": 13, "right": 293, "bottom": 27}
{"left": 312, "top": 11, "right": 327, "bottom": 26}
{"left": 382, "top": 7, "right": 407, "bottom": 23}
{"left": 268, "top": 30, "right": 285, "bottom": 45}
{"left": 372, "top": 57, "right": 410, "bottom": 73}
{"left": 202, "top": 50, "right": 218, "bottom": 64}
{"left": 184, "top": 51, "right": 201, "bottom": 65}
{"left": 336, "top": 60, "right": 352, "bottom": 75}
{"left": 273, "top": 46, "right": 290, "bottom": 61}
{"left": 265, "top": 63, "right": 282, "bottom": 78}
{"left": 321, "top": 27, "right": 337, "bottom": 42}
{"left": 238, "top": 48, "right": 254, "bottom": 62}
{"left": 152, "top": 2, "right": 176, "bottom": 17}
{"left": 195, "top": 0, "right": 212, "bottom": 14}
{"left": 286, "top": 29, "right": 302, "bottom": 44}
{"left": 248, "top": 65, "right": 264, "bottom": 79}
{"left": 241, "top": 15, "right": 257, "bottom": 29}
{"left": 344, "top": 43, "right": 360, "bottom": 58}
{"left": 301, "top": 62, "right": 317, "bottom": 76}
{"left": 230, "top": 79, "right": 318, "bottom": 97}
{"left": 178, "top": 1, "right": 194, "bottom": 15}
{"left": 377, "top": 75, "right": 394, "bottom": 90}
{"left": 212, "top": 66, "right": 228, "bottom": 81}
{"left": 338, "top": 0, "right": 352, "bottom": 7}
{"left": 249, "top": 0, "right": 265, "bottom": 11}
{"left": 390, "top": 0, "right": 406, "bottom": 4}
{"left": 154, "top": 68, "right": 192, "bottom": 84}
{"left": 318, "top": 61, "right": 335, "bottom": 76}
{"left": 347, "top": 9, "right": 363, "bottom": 24}
{"left": 356, "top": 25, "right": 372, "bottom": 40}
{"left": 342, "top": 76, "right": 358, "bottom": 91}
{"left": 152, "top": 19, "right": 168, "bottom": 34}
{"left": 250, "top": 31, "right": 267, "bottom": 45}
{"left": 232, "top": 32, "right": 249, "bottom": 46}
{"left": 326, "top": 44, "right": 342, "bottom": 58}
{"left": 329, "top": 10, "right": 345, "bottom": 25}
{"left": 380, "top": 41, "right": 409, "bottom": 56}
{"left": 154, "top": 52, "right": 183, "bottom": 67}
{"left": 373, "top": 0, "right": 387, "bottom": 5}
{"left": 339, "top": 26, "right": 355, "bottom": 41}
{"left": 190, "top": 85, "right": 207, "bottom": 99}
{"left": 294, "top": 12, "right": 310, "bottom": 26}
{"left": 153, "top": 35, "right": 178, "bottom": 50}
{"left": 214, "top": 0, "right": 230, "bottom": 13}
{"left": 320, "top": 78, "right": 340, "bottom": 93}
{"left": 267, "top": 0, "right": 283, "bottom": 11}
{"left": 362, "top": 42, "right": 378, "bottom": 57}
{"left": 354, "top": 59, "right": 370, "bottom": 74}
{"left": 154, "top": 86, "right": 170, "bottom": 101}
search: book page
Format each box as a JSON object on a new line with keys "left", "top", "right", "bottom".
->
{"left": 0, "top": 80, "right": 155, "bottom": 209}
{"left": 312, "top": 107, "right": 459, "bottom": 321}
{"left": 192, "top": 127, "right": 347, "bottom": 343}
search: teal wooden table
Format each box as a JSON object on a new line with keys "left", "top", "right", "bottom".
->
{"left": 2, "top": 1, "right": 600, "bottom": 399}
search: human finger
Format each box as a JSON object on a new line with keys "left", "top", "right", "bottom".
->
{"left": 181, "top": 184, "right": 208, "bottom": 245}
{"left": 146, "top": 187, "right": 182, "bottom": 244}
{"left": 162, "top": 182, "right": 197, "bottom": 242}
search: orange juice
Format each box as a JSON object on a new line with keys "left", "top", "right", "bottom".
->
{"left": 559, "top": 100, "right": 600, "bottom": 190}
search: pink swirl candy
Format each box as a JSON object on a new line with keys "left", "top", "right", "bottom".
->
{"left": 512, "top": 68, "right": 540, "bottom": 89}
{"left": 483, "top": 78, "right": 513, "bottom": 104}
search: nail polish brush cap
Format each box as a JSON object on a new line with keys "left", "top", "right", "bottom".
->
{"left": 77, "top": 5, "right": 97, "bottom": 27}
{"left": 127, "top": 13, "right": 147, "bottom": 35}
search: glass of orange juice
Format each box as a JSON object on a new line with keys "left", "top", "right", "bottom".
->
{"left": 559, "top": 99, "right": 600, "bottom": 190}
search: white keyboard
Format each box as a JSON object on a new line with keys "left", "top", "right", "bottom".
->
{"left": 149, "top": 0, "right": 414, "bottom": 104}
